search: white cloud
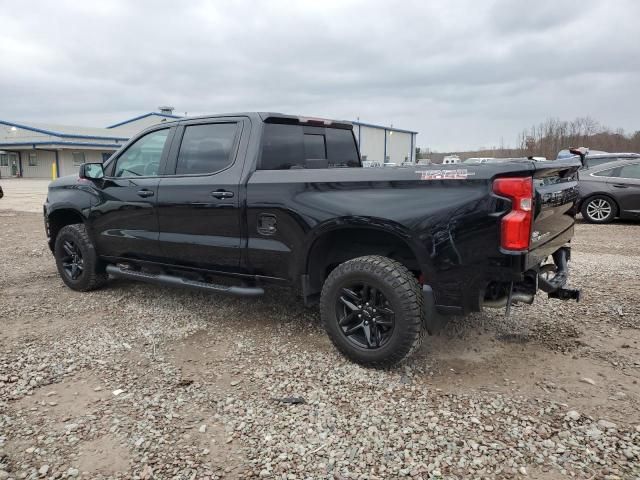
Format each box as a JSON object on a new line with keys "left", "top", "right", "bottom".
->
{"left": 0, "top": 0, "right": 638, "bottom": 150}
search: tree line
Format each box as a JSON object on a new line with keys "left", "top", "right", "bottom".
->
{"left": 420, "top": 117, "right": 640, "bottom": 163}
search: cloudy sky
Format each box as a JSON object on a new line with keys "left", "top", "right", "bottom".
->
{"left": 1, "top": 0, "right": 639, "bottom": 150}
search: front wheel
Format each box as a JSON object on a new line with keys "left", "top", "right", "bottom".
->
{"left": 320, "top": 255, "right": 425, "bottom": 368}
{"left": 54, "top": 224, "right": 108, "bottom": 291}
{"left": 581, "top": 195, "right": 617, "bottom": 224}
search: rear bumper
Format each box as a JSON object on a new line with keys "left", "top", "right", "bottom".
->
{"left": 482, "top": 245, "right": 580, "bottom": 309}
{"left": 427, "top": 244, "right": 580, "bottom": 318}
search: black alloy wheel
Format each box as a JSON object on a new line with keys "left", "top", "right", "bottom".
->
{"left": 336, "top": 284, "right": 395, "bottom": 349}
{"left": 60, "top": 239, "right": 84, "bottom": 281}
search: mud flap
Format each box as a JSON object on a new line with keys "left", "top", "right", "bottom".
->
{"left": 422, "top": 285, "right": 447, "bottom": 334}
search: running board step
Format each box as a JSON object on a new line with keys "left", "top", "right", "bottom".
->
{"left": 105, "top": 265, "right": 264, "bottom": 297}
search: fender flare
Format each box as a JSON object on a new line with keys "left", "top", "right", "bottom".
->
{"left": 300, "top": 216, "right": 434, "bottom": 283}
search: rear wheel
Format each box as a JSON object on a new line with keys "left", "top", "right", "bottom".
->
{"left": 581, "top": 195, "right": 617, "bottom": 224}
{"left": 54, "top": 224, "right": 108, "bottom": 291}
{"left": 320, "top": 255, "right": 425, "bottom": 367}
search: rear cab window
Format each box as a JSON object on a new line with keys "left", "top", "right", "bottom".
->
{"left": 259, "top": 122, "right": 360, "bottom": 170}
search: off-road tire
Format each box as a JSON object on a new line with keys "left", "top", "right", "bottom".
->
{"left": 320, "top": 255, "right": 425, "bottom": 368}
{"left": 54, "top": 224, "right": 108, "bottom": 291}
{"left": 581, "top": 195, "right": 617, "bottom": 224}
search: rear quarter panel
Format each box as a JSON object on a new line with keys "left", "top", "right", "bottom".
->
{"left": 245, "top": 164, "right": 536, "bottom": 309}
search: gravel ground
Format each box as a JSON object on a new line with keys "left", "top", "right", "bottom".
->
{"left": 0, "top": 210, "right": 639, "bottom": 479}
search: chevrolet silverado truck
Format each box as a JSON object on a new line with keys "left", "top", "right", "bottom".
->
{"left": 44, "top": 113, "right": 582, "bottom": 367}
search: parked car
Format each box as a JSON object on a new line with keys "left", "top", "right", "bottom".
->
{"left": 442, "top": 155, "right": 461, "bottom": 164}
{"left": 44, "top": 112, "right": 582, "bottom": 367}
{"left": 463, "top": 157, "right": 495, "bottom": 164}
{"left": 0, "top": 184, "right": 3, "bottom": 199}
{"left": 558, "top": 149, "right": 640, "bottom": 170}
{"left": 577, "top": 158, "right": 640, "bottom": 223}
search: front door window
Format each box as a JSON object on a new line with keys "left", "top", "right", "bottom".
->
{"left": 114, "top": 129, "right": 169, "bottom": 177}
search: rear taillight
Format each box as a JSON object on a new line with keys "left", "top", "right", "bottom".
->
{"left": 493, "top": 177, "right": 533, "bottom": 251}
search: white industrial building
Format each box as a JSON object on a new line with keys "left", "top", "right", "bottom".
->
{"left": 352, "top": 121, "right": 417, "bottom": 166}
{"left": 0, "top": 109, "right": 417, "bottom": 178}
{"left": 0, "top": 110, "right": 179, "bottom": 179}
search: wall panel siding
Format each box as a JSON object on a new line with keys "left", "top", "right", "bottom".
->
{"left": 58, "top": 150, "right": 111, "bottom": 177}
{"left": 22, "top": 150, "right": 55, "bottom": 178}
{"left": 359, "top": 127, "right": 386, "bottom": 163}
{"left": 387, "top": 131, "right": 412, "bottom": 164}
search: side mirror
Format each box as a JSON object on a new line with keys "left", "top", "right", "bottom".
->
{"left": 79, "top": 163, "right": 104, "bottom": 180}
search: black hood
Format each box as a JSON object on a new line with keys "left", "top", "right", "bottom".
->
{"left": 48, "top": 174, "right": 80, "bottom": 189}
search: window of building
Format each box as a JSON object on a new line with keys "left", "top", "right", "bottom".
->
{"left": 28, "top": 153, "right": 38, "bottom": 166}
{"left": 619, "top": 163, "right": 640, "bottom": 179}
{"left": 175, "top": 123, "right": 238, "bottom": 175}
{"left": 0, "top": 154, "right": 7, "bottom": 167}
{"left": 72, "top": 152, "right": 86, "bottom": 166}
{"left": 101, "top": 152, "right": 111, "bottom": 163}
{"left": 114, "top": 129, "right": 169, "bottom": 177}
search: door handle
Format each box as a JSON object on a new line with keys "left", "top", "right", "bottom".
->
{"left": 137, "top": 189, "right": 155, "bottom": 198}
{"left": 211, "top": 190, "right": 234, "bottom": 199}
{"left": 612, "top": 184, "right": 628, "bottom": 188}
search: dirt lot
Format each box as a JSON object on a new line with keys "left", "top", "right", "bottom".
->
{"left": 0, "top": 204, "right": 639, "bottom": 479}
{"left": 0, "top": 179, "right": 50, "bottom": 213}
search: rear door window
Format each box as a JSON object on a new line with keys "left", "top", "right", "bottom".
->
{"left": 618, "top": 163, "right": 640, "bottom": 179}
{"left": 592, "top": 167, "right": 619, "bottom": 177}
{"left": 175, "top": 123, "right": 238, "bottom": 175}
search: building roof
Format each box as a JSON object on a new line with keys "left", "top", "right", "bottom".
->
{"left": 0, "top": 111, "right": 418, "bottom": 151}
{"left": 352, "top": 120, "right": 417, "bottom": 135}
{"left": 0, "top": 120, "right": 133, "bottom": 149}
{"left": 0, "top": 120, "right": 136, "bottom": 141}
{"left": 106, "top": 112, "right": 181, "bottom": 129}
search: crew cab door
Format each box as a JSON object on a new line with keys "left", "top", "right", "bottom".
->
{"left": 155, "top": 118, "right": 247, "bottom": 271}
{"left": 90, "top": 127, "right": 174, "bottom": 260}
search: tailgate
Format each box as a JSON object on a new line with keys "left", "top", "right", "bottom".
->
{"left": 528, "top": 158, "right": 581, "bottom": 266}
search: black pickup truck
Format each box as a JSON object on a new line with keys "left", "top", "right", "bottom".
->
{"left": 44, "top": 113, "right": 581, "bottom": 367}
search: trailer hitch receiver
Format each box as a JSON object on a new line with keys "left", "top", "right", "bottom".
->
{"left": 538, "top": 246, "right": 581, "bottom": 303}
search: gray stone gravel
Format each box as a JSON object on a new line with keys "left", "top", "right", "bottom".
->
{"left": 1, "top": 213, "right": 639, "bottom": 479}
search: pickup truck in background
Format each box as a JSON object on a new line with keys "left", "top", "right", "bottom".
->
{"left": 44, "top": 113, "right": 582, "bottom": 367}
